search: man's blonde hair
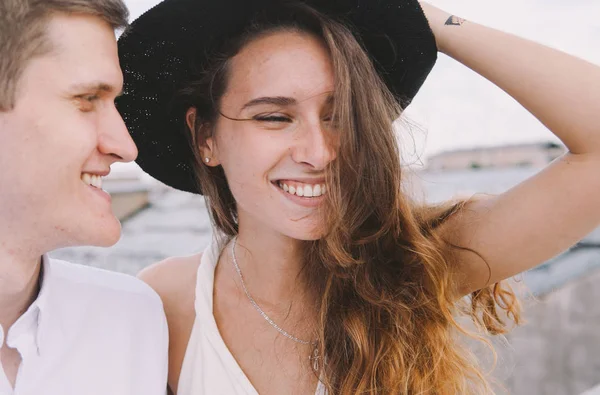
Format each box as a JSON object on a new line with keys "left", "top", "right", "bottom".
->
{"left": 0, "top": 0, "right": 129, "bottom": 111}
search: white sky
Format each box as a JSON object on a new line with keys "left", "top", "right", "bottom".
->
{"left": 123, "top": 0, "right": 600, "bottom": 162}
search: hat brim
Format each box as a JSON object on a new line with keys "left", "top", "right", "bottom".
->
{"left": 116, "top": 0, "right": 437, "bottom": 194}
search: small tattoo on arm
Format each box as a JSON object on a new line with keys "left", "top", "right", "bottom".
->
{"left": 444, "top": 15, "right": 465, "bottom": 26}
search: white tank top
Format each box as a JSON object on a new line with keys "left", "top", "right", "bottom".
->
{"left": 177, "top": 240, "right": 327, "bottom": 395}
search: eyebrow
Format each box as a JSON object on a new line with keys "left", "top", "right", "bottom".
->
{"left": 241, "top": 94, "right": 336, "bottom": 112}
{"left": 241, "top": 96, "right": 297, "bottom": 110}
{"left": 69, "top": 82, "right": 123, "bottom": 97}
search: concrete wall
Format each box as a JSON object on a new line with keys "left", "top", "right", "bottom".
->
{"left": 427, "top": 143, "right": 566, "bottom": 171}
{"left": 490, "top": 265, "right": 600, "bottom": 395}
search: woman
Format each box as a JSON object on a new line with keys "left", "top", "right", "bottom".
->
{"left": 117, "top": 0, "right": 600, "bottom": 393}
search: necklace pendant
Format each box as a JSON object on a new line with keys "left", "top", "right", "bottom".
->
{"left": 310, "top": 344, "right": 320, "bottom": 372}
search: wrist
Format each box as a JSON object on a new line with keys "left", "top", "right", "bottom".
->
{"left": 419, "top": 2, "right": 459, "bottom": 53}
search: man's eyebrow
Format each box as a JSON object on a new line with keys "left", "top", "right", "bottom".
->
{"left": 241, "top": 96, "right": 297, "bottom": 110}
{"left": 69, "top": 82, "right": 122, "bottom": 96}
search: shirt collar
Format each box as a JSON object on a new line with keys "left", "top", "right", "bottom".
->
{"left": 7, "top": 255, "right": 52, "bottom": 357}
{"left": 33, "top": 254, "right": 53, "bottom": 355}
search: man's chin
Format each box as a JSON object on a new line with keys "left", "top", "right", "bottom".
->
{"left": 72, "top": 217, "right": 122, "bottom": 248}
{"left": 94, "top": 221, "right": 122, "bottom": 247}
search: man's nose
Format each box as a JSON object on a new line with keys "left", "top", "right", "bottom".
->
{"left": 98, "top": 105, "right": 138, "bottom": 163}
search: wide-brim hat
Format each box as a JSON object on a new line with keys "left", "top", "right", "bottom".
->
{"left": 116, "top": 0, "right": 437, "bottom": 194}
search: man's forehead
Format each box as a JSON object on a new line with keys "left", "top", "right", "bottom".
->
{"left": 45, "top": 13, "right": 119, "bottom": 64}
{"left": 50, "top": 61, "right": 123, "bottom": 96}
{"left": 46, "top": 13, "right": 115, "bottom": 44}
{"left": 41, "top": 15, "right": 122, "bottom": 92}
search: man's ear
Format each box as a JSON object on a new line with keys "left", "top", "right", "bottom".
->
{"left": 186, "top": 107, "right": 220, "bottom": 166}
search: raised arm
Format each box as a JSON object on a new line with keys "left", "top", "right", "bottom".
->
{"left": 419, "top": 3, "right": 600, "bottom": 294}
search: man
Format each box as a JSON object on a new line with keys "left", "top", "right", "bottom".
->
{"left": 0, "top": 1, "right": 168, "bottom": 394}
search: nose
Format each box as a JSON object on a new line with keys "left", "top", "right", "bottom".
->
{"left": 291, "top": 118, "right": 337, "bottom": 170}
{"left": 98, "top": 105, "right": 138, "bottom": 163}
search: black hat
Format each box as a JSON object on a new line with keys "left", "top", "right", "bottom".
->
{"left": 117, "top": 0, "right": 437, "bottom": 194}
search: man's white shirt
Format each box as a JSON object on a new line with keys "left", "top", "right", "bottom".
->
{"left": 0, "top": 255, "right": 168, "bottom": 395}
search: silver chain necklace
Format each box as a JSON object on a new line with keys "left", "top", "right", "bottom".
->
{"left": 230, "top": 236, "right": 321, "bottom": 371}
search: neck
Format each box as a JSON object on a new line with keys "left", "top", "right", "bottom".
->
{"left": 0, "top": 240, "right": 42, "bottom": 335}
{"left": 231, "top": 223, "right": 310, "bottom": 306}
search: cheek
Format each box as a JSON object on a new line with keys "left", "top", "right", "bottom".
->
{"left": 217, "top": 131, "right": 285, "bottom": 197}
{"left": 220, "top": 146, "right": 266, "bottom": 197}
{"left": 219, "top": 129, "right": 281, "bottom": 175}
{"left": 23, "top": 109, "right": 100, "bottom": 190}
{"left": 42, "top": 110, "right": 98, "bottom": 160}
{"left": 0, "top": 109, "right": 96, "bottom": 213}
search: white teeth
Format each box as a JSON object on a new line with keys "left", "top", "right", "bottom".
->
{"left": 313, "top": 184, "right": 321, "bottom": 196}
{"left": 81, "top": 173, "right": 103, "bottom": 189}
{"left": 278, "top": 182, "right": 326, "bottom": 198}
{"left": 303, "top": 185, "right": 313, "bottom": 197}
{"left": 82, "top": 173, "right": 91, "bottom": 185}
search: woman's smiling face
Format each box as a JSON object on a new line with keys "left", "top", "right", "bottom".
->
{"left": 205, "top": 30, "right": 338, "bottom": 240}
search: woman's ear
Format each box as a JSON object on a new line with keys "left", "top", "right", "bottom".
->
{"left": 185, "top": 107, "right": 197, "bottom": 132}
{"left": 186, "top": 107, "right": 220, "bottom": 166}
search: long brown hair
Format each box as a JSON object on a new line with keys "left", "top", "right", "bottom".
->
{"left": 182, "top": 3, "right": 521, "bottom": 393}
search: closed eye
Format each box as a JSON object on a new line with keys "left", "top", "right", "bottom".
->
{"left": 254, "top": 114, "right": 293, "bottom": 123}
{"left": 78, "top": 94, "right": 100, "bottom": 102}
{"left": 74, "top": 94, "right": 101, "bottom": 112}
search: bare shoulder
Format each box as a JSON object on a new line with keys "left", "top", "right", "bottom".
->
{"left": 138, "top": 254, "right": 203, "bottom": 393}
{"left": 138, "top": 254, "right": 202, "bottom": 304}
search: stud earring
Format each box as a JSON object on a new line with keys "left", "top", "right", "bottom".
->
{"left": 204, "top": 157, "right": 211, "bottom": 163}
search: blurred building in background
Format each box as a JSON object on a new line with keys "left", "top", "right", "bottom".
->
{"left": 426, "top": 141, "right": 566, "bottom": 171}
{"left": 102, "top": 162, "right": 152, "bottom": 220}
